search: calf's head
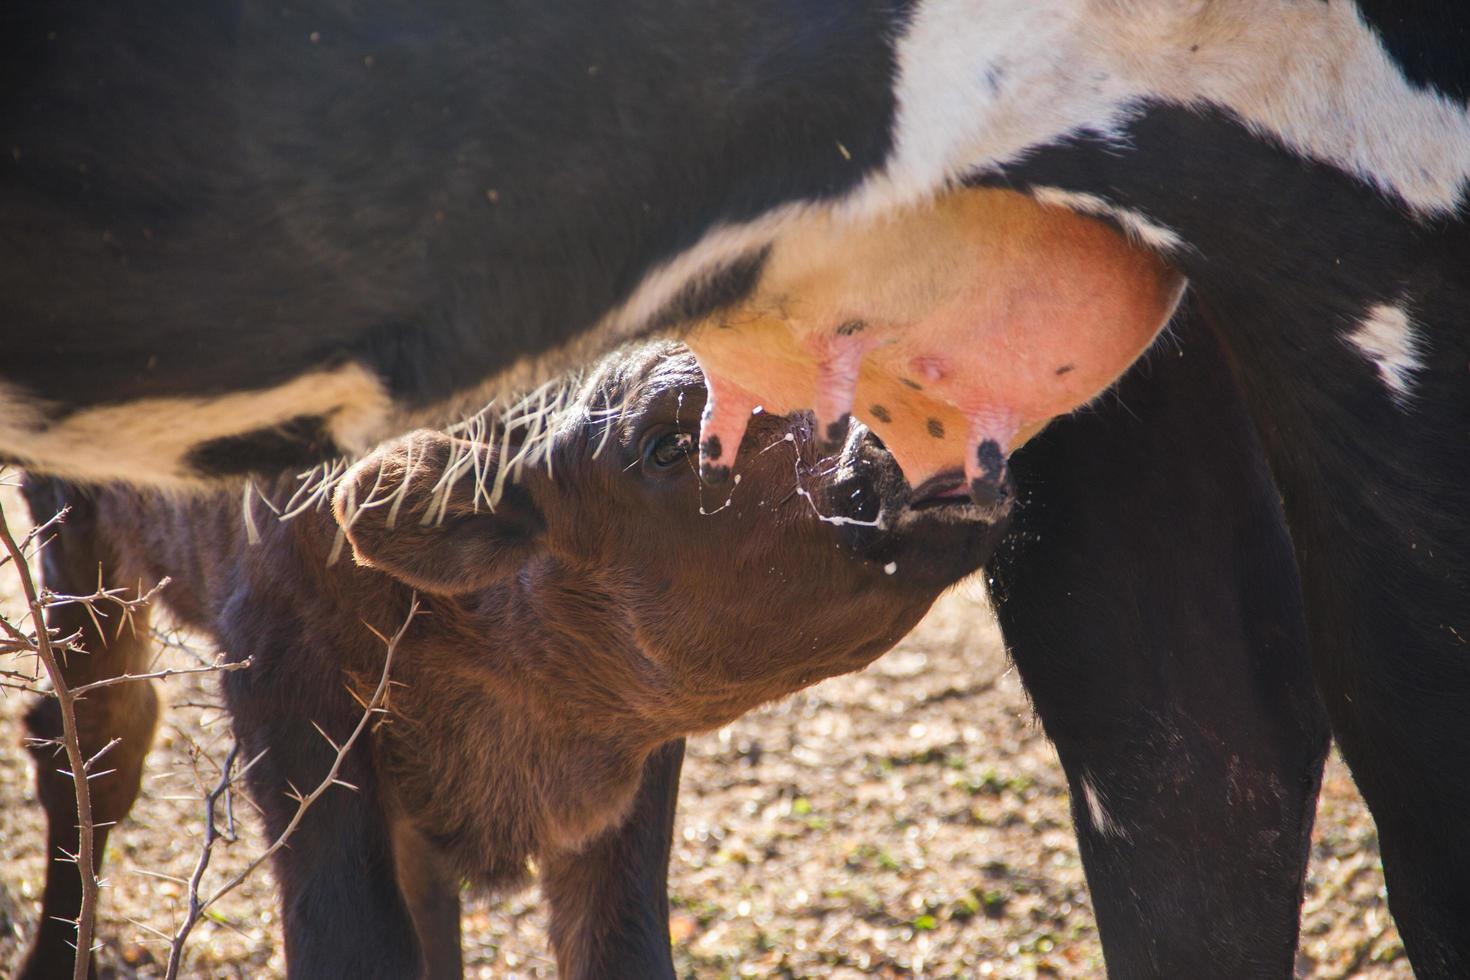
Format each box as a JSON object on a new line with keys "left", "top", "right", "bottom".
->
{"left": 334, "top": 344, "right": 1006, "bottom": 737}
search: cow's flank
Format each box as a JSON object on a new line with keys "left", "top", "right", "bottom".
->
{"left": 4, "top": 1, "right": 1466, "bottom": 484}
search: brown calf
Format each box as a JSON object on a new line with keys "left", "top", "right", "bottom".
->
{"left": 16, "top": 343, "right": 1005, "bottom": 978}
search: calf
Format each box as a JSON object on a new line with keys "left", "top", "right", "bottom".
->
{"left": 16, "top": 343, "right": 1005, "bottom": 979}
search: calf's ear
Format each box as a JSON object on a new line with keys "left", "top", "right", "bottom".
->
{"left": 332, "top": 430, "right": 544, "bottom": 595}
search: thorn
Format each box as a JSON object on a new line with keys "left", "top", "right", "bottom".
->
{"left": 309, "top": 720, "right": 342, "bottom": 754}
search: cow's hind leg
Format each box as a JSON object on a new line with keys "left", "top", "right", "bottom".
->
{"left": 1309, "top": 584, "right": 1470, "bottom": 977}
{"left": 1242, "top": 337, "right": 1470, "bottom": 975}
{"left": 16, "top": 478, "right": 159, "bottom": 980}
{"left": 987, "top": 305, "right": 1330, "bottom": 978}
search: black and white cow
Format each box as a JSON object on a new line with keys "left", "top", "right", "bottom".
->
{"left": 4, "top": 2, "right": 1467, "bottom": 977}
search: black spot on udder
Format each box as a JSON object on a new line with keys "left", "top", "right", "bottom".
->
{"left": 835, "top": 319, "right": 866, "bottom": 336}
{"left": 869, "top": 404, "right": 892, "bottom": 424}
{"left": 969, "top": 439, "right": 1012, "bottom": 511}
{"left": 186, "top": 415, "right": 341, "bottom": 478}
{"left": 976, "top": 440, "right": 1005, "bottom": 482}
{"left": 900, "top": 377, "right": 923, "bottom": 391}
{"left": 1054, "top": 364, "right": 1076, "bottom": 376}
{"left": 699, "top": 436, "right": 733, "bottom": 482}
{"left": 926, "top": 418, "right": 945, "bottom": 439}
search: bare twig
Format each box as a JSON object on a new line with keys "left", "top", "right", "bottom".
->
{"left": 68, "top": 656, "right": 253, "bottom": 697}
{"left": 165, "top": 740, "right": 243, "bottom": 979}
{"left": 0, "top": 504, "right": 69, "bottom": 572}
{"left": 0, "top": 496, "right": 98, "bottom": 980}
{"left": 162, "top": 598, "right": 419, "bottom": 980}
{"left": 150, "top": 625, "right": 230, "bottom": 668}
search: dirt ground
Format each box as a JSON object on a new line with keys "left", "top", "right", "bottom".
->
{"left": 0, "top": 483, "right": 1408, "bottom": 978}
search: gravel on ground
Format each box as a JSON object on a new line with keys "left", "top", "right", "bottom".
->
{"left": 0, "top": 485, "right": 1407, "bottom": 978}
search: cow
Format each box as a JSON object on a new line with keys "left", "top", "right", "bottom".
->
{"left": 14, "top": 343, "right": 1007, "bottom": 979}
{"left": 4, "top": 2, "right": 1466, "bottom": 976}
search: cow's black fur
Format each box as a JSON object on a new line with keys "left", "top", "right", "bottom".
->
{"left": 1, "top": 1, "right": 895, "bottom": 414}
{"left": 986, "top": 101, "right": 1470, "bottom": 975}
{"left": 989, "top": 303, "right": 1332, "bottom": 977}
{"left": 6, "top": 3, "right": 1469, "bottom": 977}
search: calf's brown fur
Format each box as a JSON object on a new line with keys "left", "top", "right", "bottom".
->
{"left": 17, "top": 344, "right": 1006, "bottom": 978}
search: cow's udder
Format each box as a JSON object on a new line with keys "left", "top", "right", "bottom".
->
{"left": 686, "top": 188, "right": 1185, "bottom": 503}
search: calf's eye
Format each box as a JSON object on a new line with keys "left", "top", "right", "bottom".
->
{"left": 646, "top": 430, "right": 695, "bottom": 469}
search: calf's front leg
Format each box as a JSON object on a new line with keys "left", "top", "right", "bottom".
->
{"left": 393, "top": 820, "right": 462, "bottom": 980}
{"left": 539, "top": 739, "right": 685, "bottom": 980}
{"left": 221, "top": 619, "right": 421, "bottom": 979}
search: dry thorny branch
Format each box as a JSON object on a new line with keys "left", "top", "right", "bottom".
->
{"left": 0, "top": 490, "right": 155, "bottom": 980}
{"left": 0, "top": 477, "right": 416, "bottom": 978}
{"left": 161, "top": 598, "right": 416, "bottom": 980}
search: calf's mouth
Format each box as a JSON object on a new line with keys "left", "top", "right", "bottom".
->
{"left": 802, "top": 421, "right": 1013, "bottom": 589}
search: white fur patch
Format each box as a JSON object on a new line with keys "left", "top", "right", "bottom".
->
{"left": 1030, "top": 186, "right": 1186, "bottom": 252}
{"left": 1347, "top": 303, "right": 1423, "bottom": 403}
{"left": 598, "top": 1, "right": 1470, "bottom": 352}
{"left": 1182, "top": 0, "right": 1470, "bottom": 217}
{"left": 0, "top": 364, "right": 391, "bottom": 487}
{"left": 853, "top": 0, "right": 1140, "bottom": 220}
{"left": 1081, "top": 776, "right": 1128, "bottom": 841}
{"left": 872, "top": 0, "right": 1470, "bottom": 218}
